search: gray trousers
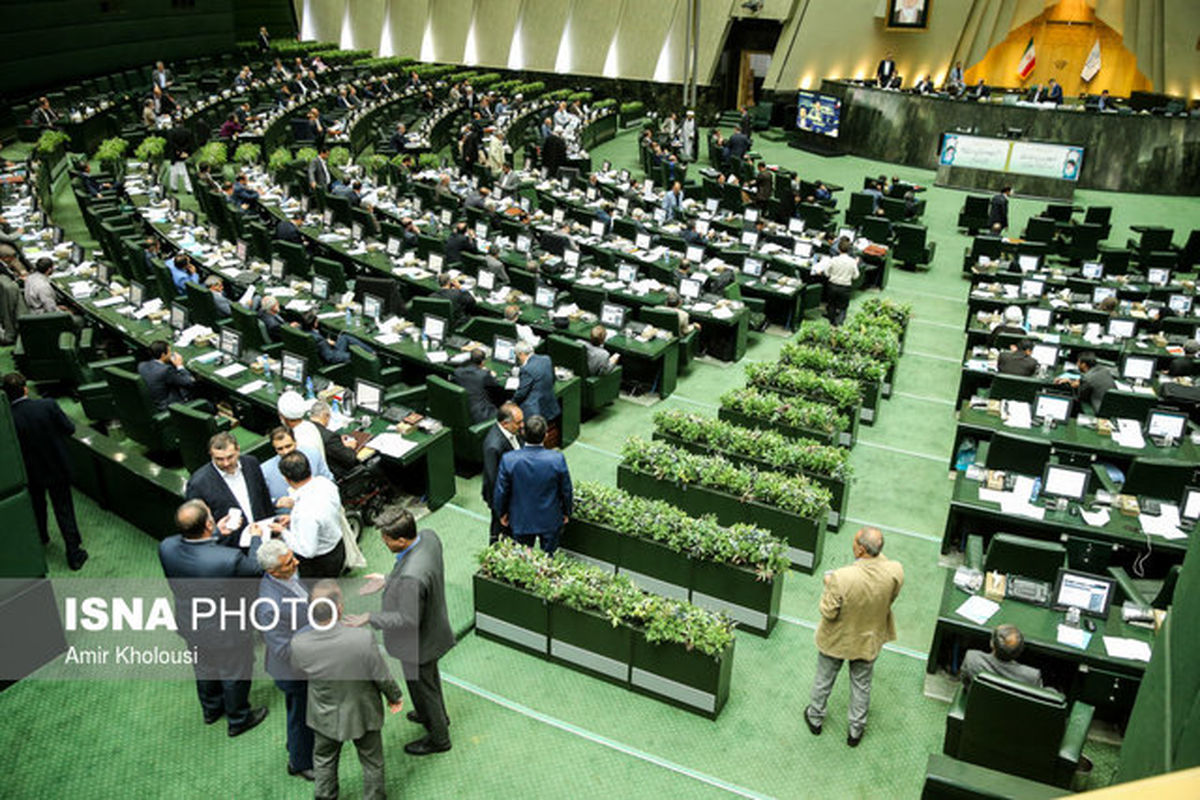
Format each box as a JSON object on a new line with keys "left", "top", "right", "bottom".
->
{"left": 0, "top": 273, "right": 21, "bottom": 344}
{"left": 313, "top": 728, "right": 386, "bottom": 800}
{"left": 806, "top": 652, "right": 875, "bottom": 737}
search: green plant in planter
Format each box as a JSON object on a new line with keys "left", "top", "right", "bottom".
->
{"left": 233, "top": 143, "right": 261, "bottom": 166}
{"left": 621, "top": 438, "right": 832, "bottom": 521}
{"left": 133, "top": 136, "right": 166, "bottom": 165}
{"left": 719, "top": 387, "right": 850, "bottom": 435}
{"left": 358, "top": 153, "right": 389, "bottom": 178}
{"left": 778, "top": 343, "right": 887, "bottom": 384}
{"left": 417, "top": 152, "right": 441, "bottom": 171}
{"left": 620, "top": 101, "right": 645, "bottom": 117}
{"left": 652, "top": 410, "right": 851, "bottom": 481}
{"left": 568, "top": 91, "right": 592, "bottom": 104}
{"left": 744, "top": 362, "right": 861, "bottom": 408}
{"left": 328, "top": 147, "right": 351, "bottom": 168}
{"left": 94, "top": 137, "right": 129, "bottom": 173}
{"left": 593, "top": 98, "right": 617, "bottom": 111}
{"left": 35, "top": 129, "right": 70, "bottom": 158}
{"left": 195, "top": 141, "right": 227, "bottom": 170}
{"left": 856, "top": 297, "right": 912, "bottom": 329}
{"left": 294, "top": 146, "right": 318, "bottom": 165}
{"left": 267, "top": 147, "right": 293, "bottom": 173}
{"left": 794, "top": 319, "right": 900, "bottom": 364}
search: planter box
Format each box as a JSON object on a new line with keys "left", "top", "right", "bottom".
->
{"left": 859, "top": 379, "right": 883, "bottom": 424}
{"left": 630, "top": 637, "right": 735, "bottom": 720}
{"left": 549, "top": 605, "right": 632, "bottom": 685}
{"left": 617, "top": 464, "right": 826, "bottom": 573}
{"left": 473, "top": 574, "right": 549, "bottom": 657}
{"left": 690, "top": 559, "right": 783, "bottom": 637}
{"left": 746, "top": 384, "right": 861, "bottom": 447}
{"left": 653, "top": 431, "right": 849, "bottom": 530}
{"left": 618, "top": 534, "right": 691, "bottom": 601}
{"left": 717, "top": 406, "right": 841, "bottom": 448}
{"left": 558, "top": 519, "right": 619, "bottom": 573}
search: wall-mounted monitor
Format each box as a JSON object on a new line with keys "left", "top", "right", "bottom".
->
{"left": 796, "top": 90, "right": 842, "bottom": 138}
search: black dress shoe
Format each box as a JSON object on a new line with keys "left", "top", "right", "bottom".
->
{"left": 228, "top": 707, "right": 269, "bottom": 737}
{"left": 803, "top": 706, "right": 822, "bottom": 736}
{"left": 68, "top": 550, "right": 89, "bottom": 571}
{"left": 847, "top": 730, "right": 863, "bottom": 748}
{"left": 203, "top": 710, "right": 224, "bottom": 725}
{"left": 288, "top": 764, "right": 315, "bottom": 781}
{"left": 404, "top": 737, "right": 451, "bottom": 756}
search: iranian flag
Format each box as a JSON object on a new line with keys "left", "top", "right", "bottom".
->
{"left": 1017, "top": 37, "right": 1036, "bottom": 79}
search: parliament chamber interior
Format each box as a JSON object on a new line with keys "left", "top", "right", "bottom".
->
{"left": 3, "top": 0, "right": 1200, "bottom": 797}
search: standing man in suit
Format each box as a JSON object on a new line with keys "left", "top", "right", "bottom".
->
{"left": 255, "top": 539, "right": 315, "bottom": 781}
{"left": 482, "top": 403, "right": 523, "bottom": 544}
{"left": 257, "top": 26, "right": 271, "bottom": 52}
{"left": 308, "top": 147, "right": 332, "bottom": 193}
{"left": 276, "top": 451, "right": 346, "bottom": 579}
{"left": 803, "top": 527, "right": 904, "bottom": 747}
{"left": 3, "top": 373, "right": 88, "bottom": 570}
{"left": 290, "top": 580, "right": 404, "bottom": 800}
{"left": 138, "top": 340, "right": 199, "bottom": 411}
{"left": 493, "top": 415, "right": 573, "bottom": 554}
{"left": 1046, "top": 78, "right": 1064, "bottom": 105}
{"left": 348, "top": 508, "right": 456, "bottom": 756}
{"left": 725, "top": 128, "right": 751, "bottom": 168}
{"left": 159, "top": 499, "right": 270, "bottom": 735}
{"left": 185, "top": 432, "right": 274, "bottom": 545}
{"left": 261, "top": 426, "right": 333, "bottom": 510}
{"left": 453, "top": 349, "right": 503, "bottom": 424}
{"left": 876, "top": 52, "right": 897, "bottom": 86}
{"left": 512, "top": 341, "right": 560, "bottom": 425}
{"left": 988, "top": 186, "right": 1011, "bottom": 233}
{"left": 541, "top": 129, "right": 567, "bottom": 178}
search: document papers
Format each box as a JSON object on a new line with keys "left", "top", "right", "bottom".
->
{"left": 1112, "top": 418, "right": 1146, "bottom": 449}
{"left": 1056, "top": 624, "right": 1091, "bottom": 650}
{"left": 1102, "top": 636, "right": 1152, "bottom": 662}
{"left": 364, "top": 433, "right": 418, "bottom": 459}
{"left": 1139, "top": 504, "right": 1187, "bottom": 540}
{"left": 955, "top": 595, "right": 1000, "bottom": 625}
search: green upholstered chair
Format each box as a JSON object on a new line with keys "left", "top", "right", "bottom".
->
{"left": 920, "top": 753, "right": 1063, "bottom": 800}
{"left": 183, "top": 282, "right": 226, "bottom": 328}
{"left": 957, "top": 195, "right": 991, "bottom": 234}
{"left": 861, "top": 215, "right": 893, "bottom": 244}
{"left": 167, "top": 403, "right": 267, "bottom": 473}
{"left": 102, "top": 365, "right": 191, "bottom": 454}
{"left": 311, "top": 256, "right": 345, "bottom": 292}
{"left": 844, "top": 192, "right": 876, "bottom": 228}
{"left": 229, "top": 304, "right": 279, "bottom": 354}
{"left": 640, "top": 306, "right": 697, "bottom": 370}
{"left": 425, "top": 374, "right": 492, "bottom": 472}
{"left": 57, "top": 331, "right": 135, "bottom": 421}
{"left": 894, "top": 223, "right": 937, "bottom": 269}
{"left": 276, "top": 324, "right": 352, "bottom": 385}
{"left": 14, "top": 313, "right": 89, "bottom": 383}
{"left": 0, "top": 395, "right": 29, "bottom": 498}
{"left": 967, "top": 533, "right": 1066, "bottom": 585}
{"left": 460, "top": 317, "right": 518, "bottom": 346}
{"left": 571, "top": 284, "right": 606, "bottom": 315}
{"left": 409, "top": 296, "right": 454, "bottom": 330}
{"left": 348, "top": 346, "right": 425, "bottom": 409}
{"left": 275, "top": 240, "right": 311, "bottom": 279}
{"left": 544, "top": 335, "right": 621, "bottom": 413}
{"left": 944, "top": 672, "right": 1093, "bottom": 788}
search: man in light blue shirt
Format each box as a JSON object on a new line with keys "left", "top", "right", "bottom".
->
{"left": 661, "top": 181, "right": 683, "bottom": 222}
{"left": 262, "top": 426, "right": 334, "bottom": 508}
{"left": 166, "top": 253, "right": 200, "bottom": 294}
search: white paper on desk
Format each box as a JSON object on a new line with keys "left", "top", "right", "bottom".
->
{"left": 1002, "top": 401, "right": 1032, "bottom": 429}
{"left": 426, "top": 351, "right": 449, "bottom": 364}
{"left": 1056, "top": 624, "right": 1091, "bottom": 650}
{"left": 691, "top": 302, "right": 715, "bottom": 313}
{"left": 238, "top": 517, "right": 279, "bottom": 548}
{"left": 177, "top": 324, "right": 213, "bottom": 348}
{"left": 505, "top": 376, "right": 520, "bottom": 391}
{"left": 317, "top": 311, "right": 343, "bottom": 319}
{"left": 1139, "top": 504, "right": 1186, "bottom": 539}
{"left": 237, "top": 379, "right": 267, "bottom": 395}
{"left": 327, "top": 411, "right": 354, "bottom": 432}
{"left": 1112, "top": 418, "right": 1146, "bottom": 449}
{"left": 375, "top": 333, "right": 402, "bottom": 345}
{"left": 69, "top": 281, "right": 93, "bottom": 298}
{"left": 268, "top": 286, "right": 296, "bottom": 298}
{"left": 1080, "top": 507, "right": 1111, "bottom": 527}
{"left": 955, "top": 595, "right": 1001, "bottom": 625}
{"left": 965, "top": 359, "right": 992, "bottom": 372}
{"left": 238, "top": 285, "right": 256, "bottom": 307}
{"left": 712, "top": 306, "right": 735, "bottom": 320}
{"left": 999, "top": 476, "right": 1045, "bottom": 519}
{"left": 132, "top": 298, "right": 164, "bottom": 319}
{"left": 365, "top": 432, "right": 418, "bottom": 459}
{"left": 1102, "top": 636, "right": 1152, "bottom": 662}
{"left": 285, "top": 299, "right": 313, "bottom": 313}
{"left": 214, "top": 363, "right": 247, "bottom": 379}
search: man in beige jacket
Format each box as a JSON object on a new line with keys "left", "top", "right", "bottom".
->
{"left": 804, "top": 527, "right": 904, "bottom": 746}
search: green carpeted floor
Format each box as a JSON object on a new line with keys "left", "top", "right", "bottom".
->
{"left": 4, "top": 125, "right": 1200, "bottom": 799}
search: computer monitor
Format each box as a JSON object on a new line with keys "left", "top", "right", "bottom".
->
{"left": 492, "top": 336, "right": 516, "bottom": 365}
{"left": 1182, "top": 486, "right": 1200, "bottom": 522}
{"left": 616, "top": 263, "right": 637, "bottom": 284}
{"left": 743, "top": 207, "right": 759, "bottom": 223}
{"left": 743, "top": 256, "right": 764, "bottom": 277}
{"left": 705, "top": 197, "right": 719, "bottom": 213}
{"left": 170, "top": 303, "right": 187, "bottom": 331}
{"left": 70, "top": 243, "right": 84, "bottom": 265}
{"left": 362, "top": 293, "right": 383, "bottom": 321}
{"left": 1081, "top": 261, "right": 1103, "bottom": 279}
{"left": 129, "top": 280, "right": 145, "bottom": 308}
{"left": 635, "top": 232, "right": 652, "bottom": 250}
{"left": 740, "top": 230, "right": 759, "bottom": 248}
{"left": 386, "top": 237, "right": 402, "bottom": 256}
{"left": 281, "top": 352, "right": 306, "bottom": 384}
{"left": 219, "top": 327, "right": 242, "bottom": 359}
{"left": 1147, "top": 267, "right": 1170, "bottom": 286}
{"left": 600, "top": 303, "right": 626, "bottom": 329}
{"left": 1092, "top": 286, "right": 1117, "bottom": 305}
{"left": 1031, "top": 344, "right": 1058, "bottom": 369}
{"left": 1122, "top": 355, "right": 1156, "bottom": 381}
{"left": 270, "top": 257, "right": 286, "bottom": 280}
{"left": 838, "top": 227, "right": 856, "bottom": 242}
{"left": 422, "top": 314, "right": 446, "bottom": 342}
{"left": 1018, "top": 254, "right": 1040, "bottom": 273}
{"left": 1026, "top": 306, "right": 1052, "bottom": 330}
{"left": 355, "top": 379, "right": 383, "bottom": 414}
{"left": 475, "top": 222, "right": 489, "bottom": 239}
{"left": 686, "top": 244, "right": 705, "bottom": 263}
{"left": 311, "top": 274, "right": 329, "bottom": 300}
{"left": 794, "top": 240, "right": 813, "bottom": 259}
{"left": 590, "top": 219, "right": 606, "bottom": 237}
{"left": 1053, "top": 568, "right": 1115, "bottom": 618}
{"left": 477, "top": 269, "right": 495, "bottom": 291}
{"left": 564, "top": 249, "right": 580, "bottom": 268}
{"left": 788, "top": 217, "right": 804, "bottom": 234}
{"left": 552, "top": 207, "right": 566, "bottom": 224}
{"left": 1146, "top": 408, "right": 1187, "bottom": 440}
{"left": 695, "top": 218, "right": 710, "bottom": 235}
{"left": 439, "top": 209, "right": 453, "bottom": 226}
{"left": 1034, "top": 392, "right": 1072, "bottom": 422}
{"left": 1020, "top": 279, "right": 1044, "bottom": 298}
{"left": 236, "top": 240, "right": 248, "bottom": 261}
{"left": 680, "top": 278, "right": 701, "bottom": 300}
{"left": 534, "top": 285, "right": 556, "bottom": 309}
{"left": 516, "top": 233, "right": 531, "bottom": 253}
{"left": 1042, "top": 463, "right": 1090, "bottom": 502}
{"left": 354, "top": 276, "right": 404, "bottom": 318}
{"left": 984, "top": 433, "right": 1050, "bottom": 476}
{"left": 1168, "top": 294, "right": 1193, "bottom": 315}
{"left": 95, "top": 262, "right": 110, "bottom": 285}
{"left": 428, "top": 252, "right": 444, "bottom": 273}
{"left": 1108, "top": 318, "right": 1136, "bottom": 339}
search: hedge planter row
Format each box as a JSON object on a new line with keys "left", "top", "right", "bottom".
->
{"left": 473, "top": 574, "right": 735, "bottom": 718}
{"left": 740, "top": 376, "right": 862, "bottom": 447}
{"left": 718, "top": 404, "right": 851, "bottom": 449}
{"left": 559, "top": 517, "right": 785, "bottom": 636}
{"left": 616, "top": 463, "right": 827, "bottom": 572}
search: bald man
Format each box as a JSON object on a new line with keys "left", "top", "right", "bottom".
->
{"left": 804, "top": 527, "right": 904, "bottom": 747}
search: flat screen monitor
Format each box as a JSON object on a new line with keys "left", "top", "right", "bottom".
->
{"left": 362, "top": 293, "right": 383, "bottom": 320}
{"left": 1031, "top": 344, "right": 1058, "bottom": 368}
{"left": 1053, "top": 569, "right": 1114, "bottom": 618}
{"left": 354, "top": 276, "right": 403, "bottom": 318}
{"left": 600, "top": 303, "right": 626, "bottom": 329}
{"left": 590, "top": 219, "right": 606, "bottom": 237}
{"left": 1122, "top": 355, "right": 1156, "bottom": 381}
{"left": 680, "top": 278, "right": 701, "bottom": 300}
{"left": 95, "top": 262, "right": 109, "bottom": 284}
{"left": 743, "top": 207, "right": 759, "bottom": 223}
{"left": 422, "top": 314, "right": 446, "bottom": 342}
{"left": 796, "top": 90, "right": 841, "bottom": 137}
{"left": 1108, "top": 318, "right": 1136, "bottom": 339}
{"left": 564, "top": 249, "right": 580, "bottom": 268}
{"left": 1018, "top": 254, "right": 1040, "bottom": 273}
{"left": 236, "top": 240, "right": 248, "bottom": 261}
{"left": 652, "top": 208, "right": 666, "bottom": 225}
{"left": 743, "top": 256, "right": 764, "bottom": 277}
{"left": 477, "top": 269, "right": 495, "bottom": 291}
{"left": 270, "top": 257, "right": 286, "bottom": 280}
{"left": 129, "top": 280, "right": 145, "bottom": 308}
{"left": 70, "top": 243, "right": 84, "bottom": 265}
{"left": 474, "top": 222, "right": 489, "bottom": 239}
{"left": 219, "top": 327, "right": 241, "bottom": 359}
{"left": 1081, "top": 261, "right": 1103, "bottom": 279}
{"left": 686, "top": 244, "right": 705, "bottom": 263}
{"left": 1034, "top": 392, "right": 1072, "bottom": 422}
{"left": 534, "top": 285, "right": 556, "bottom": 309}
{"left": 635, "top": 232, "right": 652, "bottom": 250}
{"left": 439, "top": 209, "right": 453, "bottom": 226}
{"left": 740, "top": 230, "right": 759, "bottom": 248}
{"left": 355, "top": 379, "right": 382, "bottom": 414}
{"left": 552, "top": 207, "right": 565, "bottom": 224}
{"left": 788, "top": 217, "right": 804, "bottom": 234}
{"left": 1026, "top": 306, "right": 1052, "bottom": 330}
{"left": 1168, "top": 294, "right": 1192, "bottom": 315}
{"left": 1020, "top": 279, "right": 1044, "bottom": 298}
{"left": 617, "top": 197, "right": 630, "bottom": 213}
{"left": 386, "top": 237, "right": 402, "bottom": 256}
{"left": 838, "top": 227, "right": 856, "bottom": 242}
{"left": 1181, "top": 486, "right": 1200, "bottom": 521}
{"left": 1147, "top": 267, "right": 1170, "bottom": 286}
{"left": 428, "top": 252, "right": 444, "bottom": 273}
{"left": 281, "top": 352, "right": 306, "bottom": 384}
{"left": 311, "top": 274, "right": 329, "bottom": 300}
{"left": 170, "top": 303, "right": 187, "bottom": 331}
{"left": 322, "top": 209, "right": 334, "bottom": 227}
{"left": 704, "top": 197, "right": 719, "bottom": 213}
{"left": 618, "top": 263, "right": 638, "bottom": 284}
{"left": 695, "top": 219, "right": 710, "bottom": 236}
{"left": 794, "top": 240, "right": 813, "bottom": 259}
{"left": 1042, "top": 463, "right": 1090, "bottom": 501}
{"left": 1092, "top": 286, "right": 1116, "bottom": 305}
{"left": 516, "top": 233, "right": 531, "bottom": 253}
{"left": 1146, "top": 408, "right": 1187, "bottom": 440}
{"left": 492, "top": 336, "right": 516, "bottom": 365}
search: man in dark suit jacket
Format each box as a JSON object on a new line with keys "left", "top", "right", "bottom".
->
{"left": 348, "top": 509, "right": 455, "bottom": 756}
{"left": 452, "top": 349, "right": 503, "bottom": 424}
{"left": 291, "top": 581, "right": 404, "bottom": 799}
{"left": 541, "top": 131, "right": 567, "bottom": 177}
{"left": 997, "top": 339, "right": 1039, "bottom": 377}
{"left": 988, "top": 186, "right": 1011, "bottom": 232}
{"left": 435, "top": 271, "right": 477, "bottom": 329}
{"left": 725, "top": 130, "right": 751, "bottom": 165}
{"left": 308, "top": 400, "right": 359, "bottom": 479}
{"left": 159, "top": 499, "right": 269, "bottom": 735}
{"left": 512, "top": 343, "right": 560, "bottom": 422}
{"left": 258, "top": 296, "right": 284, "bottom": 342}
{"left": 493, "top": 415, "right": 573, "bottom": 553}
{"left": 138, "top": 340, "right": 198, "bottom": 411}
{"left": 254, "top": 540, "right": 315, "bottom": 781}
{"left": 876, "top": 53, "right": 896, "bottom": 86}
{"left": 443, "top": 222, "right": 477, "bottom": 265}
{"left": 1046, "top": 79, "right": 1064, "bottom": 105}
{"left": 3, "top": 373, "right": 88, "bottom": 569}
{"left": 184, "top": 431, "right": 274, "bottom": 544}
{"left": 481, "top": 403, "right": 523, "bottom": 543}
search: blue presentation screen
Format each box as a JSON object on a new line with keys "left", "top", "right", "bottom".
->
{"left": 796, "top": 91, "right": 841, "bottom": 138}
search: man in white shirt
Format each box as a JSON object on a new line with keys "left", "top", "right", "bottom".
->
{"left": 276, "top": 451, "right": 345, "bottom": 579}
{"left": 824, "top": 238, "right": 860, "bottom": 326}
{"left": 24, "top": 257, "right": 60, "bottom": 315}
{"left": 184, "top": 432, "right": 275, "bottom": 544}
{"left": 278, "top": 391, "right": 325, "bottom": 457}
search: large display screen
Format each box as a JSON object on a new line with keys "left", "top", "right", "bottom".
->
{"left": 939, "top": 133, "right": 1084, "bottom": 181}
{"left": 796, "top": 91, "right": 841, "bottom": 138}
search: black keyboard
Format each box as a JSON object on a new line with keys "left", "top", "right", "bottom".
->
{"left": 445, "top": 335, "right": 470, "bottom": 350}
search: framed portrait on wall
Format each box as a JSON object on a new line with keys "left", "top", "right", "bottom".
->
{"left": 887, "top": 0, "right": 929, "bottom": 29}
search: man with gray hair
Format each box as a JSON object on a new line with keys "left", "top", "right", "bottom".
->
{"left": 803, "top": 526, "right": 904, "bottom": 747}
{"left": 308, "top": 400, "right": 359, "bottom": 479}
{"left": 961, "top": 624, "right": 1043, "bottom": 689}
{"left": 258, "top": 295, "right": 283, "bottom": 342}
{"left": 205, "top": 274, "right": 232, "bottom": 317}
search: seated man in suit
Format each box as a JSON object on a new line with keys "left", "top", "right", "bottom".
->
{"left": 275, "top": 209, "right": 305, "bottom": 242}
{"left": 185, "top": 431, "right": 275, "bottom": 544}
{"left": 583, "top": 326, "right": 620, "bottom": 376}
{"left": 512, "top": 341, "right": 560, "bottom": 425}
{"left": 205, "top": 275, "right": 233, "bottom": 317}
{"left": 1168, "top": 340, "right": 1200, "bottom": 377}
{"left": 443, "top": 222, "right": 478, "bottom": 265}
{"left": 231, "top": 174, "right": 259, "bottom": 207}
{"left": 493, "top": 415, "right": 573, "bottom": 554}
{"left": 389, "top": 122, "right": 409, "bottom": 154}
{"left": 997, "top": 338, "right": 1039, "bottom": 377}
{"left": 961, "top": 624, "right": 1043, "bottom": 689}
{"left": 307, "top": 400, "right": 359, "bottom": 480}
{"left": 481, "top": 403, "right": 523, "bottom": 544}
{"left": 167, "top": 253, "right": 200, "bottom": 294}
{"left": 138, "top": 340, "right": 200, "bottom": 412}
{"left": 298, "top": 310, "right": 372, "bottom": 366}
{"left": 435, "top": 272, "right": 477, "bottom": 329}
{"left": 261, "top": 426, "right": 334, "bottom": 509}
{"left": 497, "top": 162, "right": 522, "bottom": 193}
{"left": 453, "top": 348, "right": 503, "bottom": 424}
{"left": 1055, "top": 351, "right": 1115, "bottom": 412}
{"left": 258, "top": 295, "right": 284, "bottom": 342}
{"left": 1046, "top": 78, "right": 1064, "bottom": 105}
